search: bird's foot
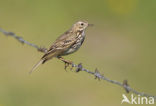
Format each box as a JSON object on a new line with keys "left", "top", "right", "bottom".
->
{"left": 58, "top": 57, "right": 73, "bottom": 71}
{"left": 64, "top": 60, "right": 73, "bottom": 71}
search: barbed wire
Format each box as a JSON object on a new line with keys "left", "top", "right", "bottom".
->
{"left": 0, "top": 27, "right": 155, "bottom": 100}
{"left": 0, "top": 28, "right": 47, "bottom": 53}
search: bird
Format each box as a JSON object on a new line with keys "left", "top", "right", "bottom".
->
{"left": 29, "top": 21, "right": 92, "bottom": 74}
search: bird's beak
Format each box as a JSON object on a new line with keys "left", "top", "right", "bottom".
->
{"left": 88, "top": 24, "right": 94, "bottom": 27}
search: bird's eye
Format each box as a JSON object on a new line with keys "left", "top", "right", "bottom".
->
{"left": 81, "top": 23, "right": 84, "bottom": 26}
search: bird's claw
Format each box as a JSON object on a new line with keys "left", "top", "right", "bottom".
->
{"left": 64, "top": 61, "right": 73, "bottom": 71}
{"left": 57, "top": 57, "right": 73, "bottom": 71}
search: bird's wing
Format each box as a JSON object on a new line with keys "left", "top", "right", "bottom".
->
{"left": 55, "top": 30, "right": 72, "bottom": 42}
{"left": 41, "top": 31, "right": 77, "bottom": 60}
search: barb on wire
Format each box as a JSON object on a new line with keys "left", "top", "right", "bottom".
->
{"left": 0, "top": 27, "right": 155, "bottom": 100}
{"left": 72, "top": 64, "right": 156, "bottom": 99}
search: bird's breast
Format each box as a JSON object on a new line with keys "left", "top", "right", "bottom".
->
{"left": 62, "top": 32, "right": 85, "bottom": 56}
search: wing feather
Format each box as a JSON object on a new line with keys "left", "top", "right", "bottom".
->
{"left": 41, "top": 30, "right": 77, "bottom": 60}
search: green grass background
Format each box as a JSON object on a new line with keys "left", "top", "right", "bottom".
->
{"left": 0, "top": 0, "right": 156, "bottom": 106}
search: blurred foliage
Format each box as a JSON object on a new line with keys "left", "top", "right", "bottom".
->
{"left": 0, "top": 0, "right": 156, "bottom": 106}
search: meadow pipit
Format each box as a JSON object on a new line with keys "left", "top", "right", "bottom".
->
{"left": 30, "top": 21, "right": 92, "bottom": 74}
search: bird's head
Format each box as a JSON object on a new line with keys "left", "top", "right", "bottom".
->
{"left": 72, "top": 21, "right": 93, "bottom": 32}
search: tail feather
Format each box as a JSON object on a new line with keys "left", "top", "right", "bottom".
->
{"left": 29, "top": 59, "right": 44, "bottom": 74}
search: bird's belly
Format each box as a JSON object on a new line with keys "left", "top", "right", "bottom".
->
{"left": 64, "top": 44, "right": 81, "bottom": 55}
{"left": 62, "top": 36, "right": 85, "bottom": 56}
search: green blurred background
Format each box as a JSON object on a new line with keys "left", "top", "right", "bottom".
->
{"left": 0, "top": 0, "right": 156, "bottom": 106}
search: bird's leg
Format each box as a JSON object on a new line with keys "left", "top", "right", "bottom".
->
{"left": 57, "top": 56, "right": 73, "bottom": 70}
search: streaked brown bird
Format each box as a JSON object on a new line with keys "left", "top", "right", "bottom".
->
{"left": 30, "top": 21, "right": 92, "bottom": 74}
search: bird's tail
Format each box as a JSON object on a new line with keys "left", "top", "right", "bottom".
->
{"left": 29, "top": 59, "right": 44, "bottom": 74}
